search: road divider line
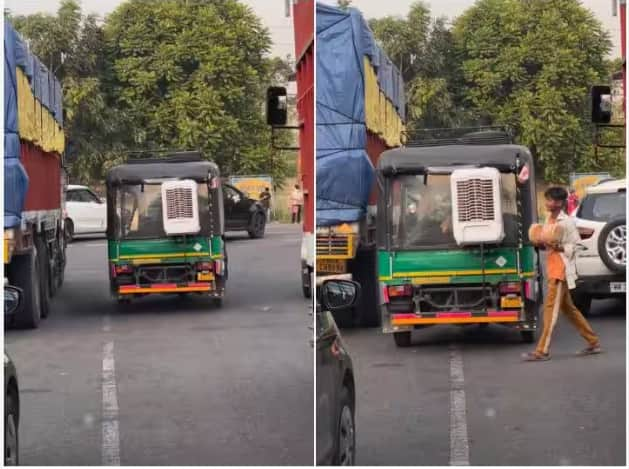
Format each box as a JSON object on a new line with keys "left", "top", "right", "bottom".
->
{"left": 102, "top": 340, "right": 120, "bottom": 465}
{"left": 449, "top": 343, "right": 470, "bottom": 466}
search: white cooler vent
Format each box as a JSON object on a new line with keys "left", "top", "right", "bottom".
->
{"left": 450, "top": 167, "right": 504, "bottom": 245}
{"left": 161, "top": 180, "right": 200, "bottom": 235}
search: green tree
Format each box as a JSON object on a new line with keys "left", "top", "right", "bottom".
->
{"left": 337, "top": 0, "right": 352, "bottom": 11}
{"left": 103, "top": 0, "right": 288, "bottom": 182}
{"left": 452, "top": 0, "right": 617, "bottom": 181}
{"left": 369, "top": 4, "right": 466, "bottom": 129}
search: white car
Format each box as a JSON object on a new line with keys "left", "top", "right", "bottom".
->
{"left": 64, "top": 185, "right": 107, "bottom": 241}
{"left": 572, "top": 179, "right": 626, "bottom": 315}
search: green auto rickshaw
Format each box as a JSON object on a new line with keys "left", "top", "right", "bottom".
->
{"left": 106, "top": 151, "right": 227, "bottom": 306}
{"left": 376, "top": 129, "right": 542, "bottom": 346}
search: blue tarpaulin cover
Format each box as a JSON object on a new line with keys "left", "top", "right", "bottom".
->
{"left": 316, "top": 3, "right": 404, "bottom": 227}
{"left": 4, "top": 21, "right": 64, "bottom": 228}
{"left": 5, "top": 20, "right": 28, "bottom": 229}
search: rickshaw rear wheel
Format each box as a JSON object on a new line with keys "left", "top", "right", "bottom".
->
{"left": 520, "top": 330, "right": 536, "bottom": 343}
{"left": 393, "top": 331, "right": 412, "bottom": 347}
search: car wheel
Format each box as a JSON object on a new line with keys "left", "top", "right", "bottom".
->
{"left": 334, "top": 387, "right": 355, "bottom": 466}
{"left": 5, "top": 392, "right": 19, "bottom": 466}
{"left": 65, "top": 219, "right": 74, "bottom": 244}
{"left": 598, "top": 218, "right": 626, "bottom": 273}
{"left": 393, "top": 331, "right": 412, "bottom": 347}
{"left": 572, "top": 291, "right": 592, "bottom": 316}
{"left": 248, "top": 212, "right": 266, "bottom": 239}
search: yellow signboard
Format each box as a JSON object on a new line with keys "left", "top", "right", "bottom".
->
{"left": 229, "top": 176, "right": 273, "bottom": 200}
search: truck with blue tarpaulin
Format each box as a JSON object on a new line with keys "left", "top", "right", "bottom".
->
{"left": 316, "top": 2, "right": 406, "bottom": 327}
{"left": 4, "top": 20, "right": 67, "bottom": 328}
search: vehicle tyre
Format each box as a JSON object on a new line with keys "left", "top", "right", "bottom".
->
{"left": 4, "top": 392, "right": 19, "bottom": 466}
{"left": 116, "top": 297, "right": 132, "bottom": 308}
{"left": 35, "top": 237, "right": 51, "bottom": 319}
{"left": 572, "top": 291, "right": 592, "bottom": 317}
{"left": 302, "top": 266, "right": 312, "bottom": 299}
{"left": 212, "top": 297, "right": 223, "bottom": 308}
{"left": 598, "top": 218, "right": 626, "bottom": 273}
{"left": 65, "top": 219, "right": 74, "bottom": 244}
{"left": 331, "top": 310, "right": 354, "bottom": 329}
{"left": 520, "top": 330, "right": 536, "bottom": 343}
{"left": 248, "top": 212, "right": 266, "bottom": 239}
{"left": 353, "top": 248, "right": 380, "bottom": 328}
{"left": 393, "top": 331, "right": 412, "bottom": 347}
{"left": 333, "top": 387, "right": 355, "bottom": 466}
{"left": 9, "top": 250, "right": 42, "bottom": 329}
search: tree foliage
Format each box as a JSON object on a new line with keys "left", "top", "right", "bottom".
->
{"left": 10, "top": 0, "right": 294, "bottom": 186}
{"left": 369, "top": 0, "right": 623, "bottom": 182}
{"left": 453, "top": 0, "right": 617, "bottom": 181}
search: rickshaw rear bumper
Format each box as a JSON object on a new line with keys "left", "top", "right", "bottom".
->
{"left": 381, "top": 307, "right": 537, "bottom": 333}
{"left": 117, "top": 282, "right": 220, "bottom": 295}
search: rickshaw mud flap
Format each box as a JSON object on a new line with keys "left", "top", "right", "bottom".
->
{"left": 118, "top": 282, "right": 214, "bottom": 294}
{"left": 390, "top": 311, "right": 521, "bottom": 325}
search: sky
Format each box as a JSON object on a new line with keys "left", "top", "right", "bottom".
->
{"left": 4, "top": 0, "right": 623, "bottom": 59}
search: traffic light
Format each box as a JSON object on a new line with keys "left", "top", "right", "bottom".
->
{"left": 591, "top": 85, "right": 612, "bottom": 123}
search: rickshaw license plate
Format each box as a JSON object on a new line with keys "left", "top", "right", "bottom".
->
{"left": 317, "top": 259, "right": 347, "bottom": 274}
{"left": 198, "top": 272, "right": 215, "bottom": 281}
{"left": 610, "top": 282, "right": 626, "bottom": 293}
{"left": 501, "top": 296, "right": 523, "bottom": 309}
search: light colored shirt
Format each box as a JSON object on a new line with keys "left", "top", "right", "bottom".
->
{"left": 551, "top": 211, "right": 581, "bottom": 289}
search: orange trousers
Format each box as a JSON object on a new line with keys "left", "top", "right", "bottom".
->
{"left": 535, "top": 279, "right": 599, "bottom": 355}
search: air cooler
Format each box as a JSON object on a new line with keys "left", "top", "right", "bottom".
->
{"left": 161, "top": 180, "right": 200, "bottom": 236}
{"left": 450, "top": 167, "right": 505, "bottom": 245}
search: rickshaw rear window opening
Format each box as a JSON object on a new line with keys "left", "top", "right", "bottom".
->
{"left": 114, "top": 182, "right": 213, "bottom": 240}
{"left": 388, "top": 172, "right": 520, "bottom": 250}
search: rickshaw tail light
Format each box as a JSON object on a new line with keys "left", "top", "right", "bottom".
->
{"left": 499, "top": 282, "right": 521, "bottom": 294}
{"left": 578, "top": 227, "right": 594, "bottom": 240}
{"left": 115, "top": 264, "right": 134, "bottom": 274}
{"left": 196, "top": 261, "right": 213, "bottom": 272}
{"left": 388, "top": 285, "right": 413, "bottom": 297}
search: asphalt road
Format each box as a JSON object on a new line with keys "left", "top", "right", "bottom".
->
{"left": 339, "top": 296, "right": 626, "bottom": 466}
{"left": 5, "top": 224, "right": 313, "bottom": 466}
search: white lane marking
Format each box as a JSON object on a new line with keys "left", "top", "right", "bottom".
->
{"left": 449, "top": 344, "right": 470, "bottom": 466}
{"left": 102, "top": 339, "right": 120, "bottom": 465}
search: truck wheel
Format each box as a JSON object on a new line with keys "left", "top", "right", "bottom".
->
{"left": 35, "top": 237, "right": 51, "bottom": 319}
{"left": 353, "top": 248, "right": 380, "bottom": 327}
{"left": 302, "top": 266, "right": 312, "bottom": 299}
{"left": 10, "top": 250, "right": 42, "bottom": 329}
{"left": 393, "top": 331, "right": 412, "bottom": 347}
{"left": 598, "top": 218, "right": 626, "bottom": 273}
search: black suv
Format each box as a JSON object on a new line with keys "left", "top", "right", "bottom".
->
{"left": 223, "top": 183, "right": 266, "bottom": 238}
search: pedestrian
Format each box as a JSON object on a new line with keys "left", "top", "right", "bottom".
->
{"left": 566, "top": 188, "right": 579, "bottom": 215}
{"left": 290, "top": 184, "right": 304, "bottom": 224}
{"left": 259, "top": 187, "right": 272, "bottom": 222}
{"left": 523, "top": 186, "right": 601, "bottom": 362}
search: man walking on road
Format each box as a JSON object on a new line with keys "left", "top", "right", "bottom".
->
{"left": 290, "top": 184, "right": 304, "bottom": 224}
{"left": 523, "top": 187, "right": 601, "bottom": 362}
{"left": 259, "top": 187, "right": 272, "bottom": 222}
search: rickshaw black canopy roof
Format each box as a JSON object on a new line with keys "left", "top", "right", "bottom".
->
{"left": 106, "top": 159, "right": 220, "bottom": 187}
{"left": 377, "top": 144, "right": 534, "bottom": 176}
